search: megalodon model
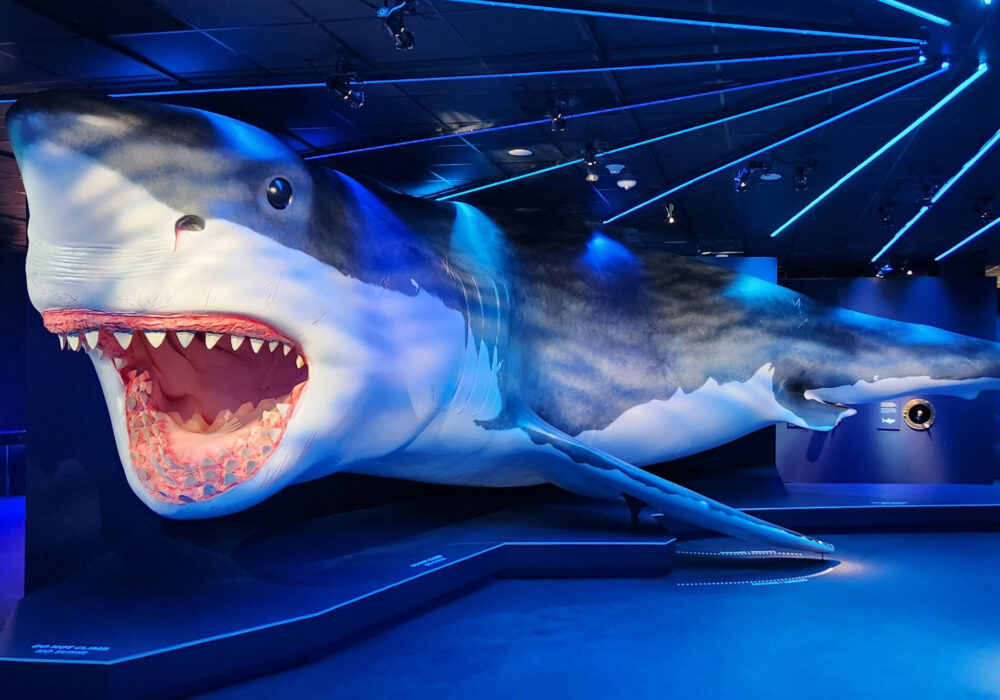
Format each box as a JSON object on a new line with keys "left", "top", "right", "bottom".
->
{"left": 9, "top": 91, "right": 1000, "bottom": 555}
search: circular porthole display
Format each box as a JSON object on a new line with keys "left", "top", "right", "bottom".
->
{"left": 903, "top": 399, "right": 935, "bottom": 430}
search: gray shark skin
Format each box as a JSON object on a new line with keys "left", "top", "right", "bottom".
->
{"left": 9, "top": 91, "right": 1000, "bottom": 555}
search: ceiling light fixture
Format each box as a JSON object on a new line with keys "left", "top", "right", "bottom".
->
{"left": 617, "top": 178, "right": 638, "bottom": 190}
{"left": 773, "top": 63, "right": 987, "bottom": 241}
{"left": 735, "top": 167, "right": 752, "bottom": 193}
{"left": 380, "top": 0, "right": 415, "bottom": 50}
{"left": 600, "top": 63, "right": 942, "bottom": 224}
{"left": 584, "top": 140, "right": 600, "bottom": 182}
{"left": 547, "top": 92, "right": 567, "bottom": 132}
{"left": 440, "top": 61, "right": 923, "bottom": 202}
{"left": 794, "top": 166, "right": 809, "bottom": 191}
{"left": 605, "top": 163, "right": 625, "bottom": 174}
{"left": 325, "top": 60, "right": 365, "bottom": 109}
{"left": 313, "top": 56, "right": 913, "bottom": 160}
{"left": 665, "top": 203, "right": 676, "bottom": 225}
{"left": 508, "top": 148, "right": 534, "bottom": 156}
{"left": 438, "top": 0, "right": 925, "bottom": 44}
{"left": 874, "top": 121, "right": 1000, "bottom": 261}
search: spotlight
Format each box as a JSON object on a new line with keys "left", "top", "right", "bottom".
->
{"left": 547, "top": 92, "right": 567, "bottom": 132}
{"left": 878, "top": 200, "right": 897, "bottom": 229}
{"left": 974, "top": 203, "right": 993, "bottom": 221}
{"left": 918, "top": 183, "right": 939, "bottom": 205}
{"left": 794, "top": 165, "right": 809, "bottom": 191}
{"left": 583, "top": 139, "right": 600, "bottom": 182}
{"left": 876, "top": 263, "right": 894, "bottom": 278}
{"left": 665, "top": 203, "right": 676, "bottom": 225}
{"left": 380, "top": 1, "right": 415, "bottom": 50}
{"left": 326, "top": 60, "right": 365, "bottom": 109}
{"left": 735, "top": 166, "right": 751, "bottom": 193}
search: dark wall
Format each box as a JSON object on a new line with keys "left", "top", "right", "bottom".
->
{"left": 0, "top": 252, "right": 26, "bottom": 430}
{"left": 777, "top": 276, "right": 996, "bottom": 484}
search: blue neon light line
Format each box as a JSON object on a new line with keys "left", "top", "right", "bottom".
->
{"left": 361, "top": 47, "right": 918, "bottom": 85}
{"left": 108, "top": 82, "right": 325, "bottom": 98}
{"left": 872, "top": 122, "right": 1000, "bottom": 261}
{"left": 935, "top": 217, "right": 1000, "bottom": 260}
{"left": 876, "top": 0, "right": 951, "bottom": 25}
{"left": 438, "top": 61, "right": 922, "bottom": 202}
{"left": 602, "top": 64, "right": 945, "bottom": 224}
{"left": 309, "top": 56, "right": 913, "bottom": 160}
{"left": 440, "top": 0, "right": 925, "bottom": 44}
{"left": 83, "top": 47, "right": 918, "bottom": 101}
{"left": 771, "top": 64, "right": 987, "bottom": 240}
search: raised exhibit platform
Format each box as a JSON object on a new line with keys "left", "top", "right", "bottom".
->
{"left": 2, "top": 476, "right": 999, "bottom": 698}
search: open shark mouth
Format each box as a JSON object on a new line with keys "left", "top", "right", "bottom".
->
{"left": 42, "top": 310, "right": 309, "bottom": 504}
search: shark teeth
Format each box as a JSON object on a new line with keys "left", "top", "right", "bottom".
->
{"left": 144, "top": 330, "right": 166, "bottom": 348}
{"left": 50, "top": 324, "right": 307, "bottom": 374}
{"left": 114, "top": 331, "right": 133, "bottom": 349}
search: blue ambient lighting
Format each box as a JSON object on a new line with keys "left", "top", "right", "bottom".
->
{"left": 439, "top": 61, "right": 921, "bottom": 202}
{"left": 310, "top": 57, "right": 913, "bottom": 159}
{"left": 581, "top": 232, "right": 638, "bottom": 271}
{"left": 108, "top": 82, "right": 325, "bottom": 98}
{"left": 772, "top": 65, "right": 987, "bottom": 241}
{"left": 439, "top": 0, "right": 925, "bottom": 44}
{"left": 601, "top": 64, "right": 942, "bottom": 224}
{"left": 935, "top": 217, "right": 1000, "bottom": 260}
{"left": 876, "top": 0, "right": 951, "bottom": 25}
{"left": 871, "top": 124, "right": 1000, "bottom": 260}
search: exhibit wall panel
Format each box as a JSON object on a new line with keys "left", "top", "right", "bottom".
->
{"left": 777, "top": 276, "right": 995, "bottom": 484}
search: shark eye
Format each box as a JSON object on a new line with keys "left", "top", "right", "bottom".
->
{"left": 266, "top": 178, "right": 292, "bottom": 209}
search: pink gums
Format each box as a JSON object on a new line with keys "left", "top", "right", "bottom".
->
{"left": 42, "top": 310, "right": 309, "bottom": 505}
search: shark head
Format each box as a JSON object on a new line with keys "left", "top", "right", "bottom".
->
{"left": 8, "top": 91, "right": 467, "bottom": 518}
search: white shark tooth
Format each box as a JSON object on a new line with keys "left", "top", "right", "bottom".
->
{"left": 84, "top": 329, "right": 99, "bottom": 350}
{"left": 113, "top": 331, "right": 133, "bottom": 350}
{"left": 96, "top": 348, "right": 105, "bottom": 360}
{"left": 114, "top": 357, "right": 126, "bottom": 370}
{"left": 204, "top": 332, "right": 222, "bottom": 349}
{"left": 275, "top": 403, "right": 291, "bottom": 419}
{"left": 67, "top": 333, "right": 81, "bottom": 351}
{"left": 144, "top": 330, "right": 166, "bottom": 348}
{"left": 282, "top": 343, "right": 292, "bottom": 356}
{"left": 58, "top": 334, "right": 66, "bottom": 350}
{"left": 268, "top": 340, "right": 279, "bottom": 353}
{"left": 230, "top": 334, "right": 245, "bottom": 351}
{"left": 249, "top": 338, "right": 264, "bottom": 353}
{"left": 295, "top": 354, "right": 304, "bottom": 369}
{"left": 176, "top": 331, "right": 195, "bottom": 348}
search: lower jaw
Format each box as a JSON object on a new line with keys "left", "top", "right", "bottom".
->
{"left": 122, "top": 369, "right": 306, "bottom": 504}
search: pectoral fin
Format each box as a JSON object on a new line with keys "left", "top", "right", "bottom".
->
{"left": 517, "top": 409, "right": 833, "bottom": 554}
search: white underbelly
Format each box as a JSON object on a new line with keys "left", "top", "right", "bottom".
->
{"left": 574, "top": 364, "right": 800, "bottom": 465}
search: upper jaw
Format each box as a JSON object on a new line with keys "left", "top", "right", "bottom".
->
{"left": 44, "top": 309, "right": 309, "bottom": 511}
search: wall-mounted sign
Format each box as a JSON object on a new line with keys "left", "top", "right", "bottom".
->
{"left": 903, "top": 399, "right": 935, "bottom": 430}
{"left": 877, "top": 400, "right": 900, "bottom": 431}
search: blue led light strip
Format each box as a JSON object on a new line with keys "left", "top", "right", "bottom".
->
{"left": 437, "top": 61, "right": 922, "bottom": 202}
{"left": 935, "top": 217, "right": 1000, "bottom": 261}
{"left": 440, "top": 0, "right": 925, "bottom": 44}
{"left": 60, "top": 47, "right": 917, "bottom": 101}
{"left": 872, "top": 124, "right": 1000, "bottom": 261}
{"left": 362, "top": 47, "right": 918, "bottom": 85}
{"left": 601, "top": 64, "right": 944, "bottom": 224}
{"left": 309, "top": 56, "right": 913, "bottom": 160}
{"left": 772, "top": 64, "right": 987, "bottom": 241}
{"left": 876, "top": 0, "right": 951, "bottom": 26}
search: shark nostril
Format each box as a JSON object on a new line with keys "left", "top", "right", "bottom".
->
{"left": 175, "top": 214, "right": 205, "bottom": 232}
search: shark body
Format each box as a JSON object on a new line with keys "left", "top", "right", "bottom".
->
{"left": 10, "top": 91, "right": 1000, "bottom": 555}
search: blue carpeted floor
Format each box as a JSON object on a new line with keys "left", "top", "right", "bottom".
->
{"left": 191, "top": 531, "right": 1000, "bottom": 699}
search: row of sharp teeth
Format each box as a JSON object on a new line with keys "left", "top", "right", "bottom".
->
{"left": 57, "top": 330, "right": 305, "bottom": 368}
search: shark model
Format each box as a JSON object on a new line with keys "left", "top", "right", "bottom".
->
{"left": 10, "top": 91, "right": 1000, "bottom": 555}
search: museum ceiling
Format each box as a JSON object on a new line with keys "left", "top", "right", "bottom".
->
{"left": 1, "top": 0, "right": 999, "bottom": 277}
